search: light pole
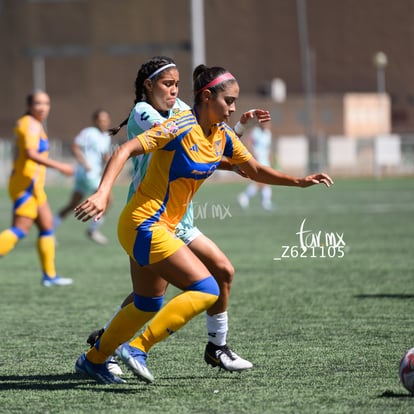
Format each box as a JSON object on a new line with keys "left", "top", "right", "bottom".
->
{"left": 373, "top": 51, "right": 388, "bottom": 93}
{"left": 191, "top": 0, "right": 206, "bottom": 69}
{"left": 297, "top": 0, "right": 318, "bottom": 171}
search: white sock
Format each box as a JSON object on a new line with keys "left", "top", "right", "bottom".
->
{"left": 88, "top": 216, "right": 105, "bottom": 233}
{"left": 206, "top": 311, "right": 228, "bottom": 346}
{"left": 53, "top": 215, "right": 62, "bottom": 230}
{"left": 245, "top": 183, "right": 258, "bottom": 198}
{"left": 261, "top": 186, "right": 272, "bottom": 204}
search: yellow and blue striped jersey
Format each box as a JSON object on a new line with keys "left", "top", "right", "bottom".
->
{"left": 126, "top": 98, "right": 190, "bottom": 201}
{"left": 10, "top": 114, "right": 49, "bottom": 189}
{"left": 131, "top": 110, "right": 252, "bottom": 231}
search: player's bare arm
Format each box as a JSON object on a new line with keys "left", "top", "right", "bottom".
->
{"left": 74, "top": 137, "right": 144, "bottom": 222}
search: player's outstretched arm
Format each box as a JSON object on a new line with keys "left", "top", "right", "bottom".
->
{"left": 74, "top": 138, "right": 144, "bottom": 222}
{"left": 26, "top": 148, "right": 74, "bottom": 177}
{"left": 239, "top": 157, "right": 334, "bottom": 188}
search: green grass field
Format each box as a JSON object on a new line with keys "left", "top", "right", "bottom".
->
{"left": 1, "top": 177, "right": 414, "bottom": 413}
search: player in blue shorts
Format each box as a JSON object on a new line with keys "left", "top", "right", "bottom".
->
{"left": 74, "top": 62, "right": 333, "bottom": 384}
{"left": 85, "top": 57, "right": 270, "bottom": 374}
{"left": 0, "top": 90, "right": 74, "bottom": 286}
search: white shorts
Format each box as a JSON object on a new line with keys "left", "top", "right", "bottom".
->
{"left": 175, "top": 224, "right": 202, "bottom": 245}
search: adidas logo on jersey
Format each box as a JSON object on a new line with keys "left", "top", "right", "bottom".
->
{"left": 190, "top": 144, "right": 199, "bottom": 152}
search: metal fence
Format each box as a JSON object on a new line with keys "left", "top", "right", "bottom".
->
{"left": 0, "top": 138, "right": 131, "bottom": 189}
{"left": 1, "top": 134, "right": 414, "bottom": 189}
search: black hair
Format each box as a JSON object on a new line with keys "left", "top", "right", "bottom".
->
{"left": 193, "top": 65, "right": 237, "bottom": 104}
{"left": 26, "top": 89, "right": 47, "bottom": 112}
{"left": 109, "top": 56, "right": 176, "bottom": 136}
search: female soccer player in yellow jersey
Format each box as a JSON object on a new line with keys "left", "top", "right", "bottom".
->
{"left": 0, "top": 90, "right": 74, "bottom": 286}
{"left": 85, "top": 56, "right": 270, "bottom": 376}
{"left": 74, "top": 64, "right": 333, "bottom": 384}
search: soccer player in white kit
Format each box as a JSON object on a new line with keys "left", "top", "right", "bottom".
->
{"left": 54, "top": 109, "right": 112, "bottom": 244}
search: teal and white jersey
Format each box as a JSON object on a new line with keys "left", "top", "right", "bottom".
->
{"left": 126, "top": 98, "right": 242, "bottom": 243}
{"left": 126, "top": 98, "right": 198, "bottom": 242}
{"left": 126, "top": 98, "right": 190, "bottom": 201}
{"left": 250, "top": 125, "right": 272, "bottom": 166}
{"left": 74, "top": 126, "right": 111, "bottom": 183}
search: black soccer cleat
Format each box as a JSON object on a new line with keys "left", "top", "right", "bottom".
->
{"left": 86, "top": 328, "right": 104, "bottom": 347}
{"left": 204, "top": 342, "right": 253, "bottom": 372}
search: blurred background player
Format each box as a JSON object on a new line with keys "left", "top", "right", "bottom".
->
{"left": 0, "top": 90, "right": 74, "bottom": 286}
{"left": 238, "top": 120, "right": 275, "bottom": 211}
{"left": 54, "top": 109, "right": 112, "bottom": 245}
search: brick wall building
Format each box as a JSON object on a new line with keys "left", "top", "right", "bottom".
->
{"left": 0, "top": 0, "right": 413, "bottom": 140}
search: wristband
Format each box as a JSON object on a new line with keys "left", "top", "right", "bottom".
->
{"left": 235, "top": 109, "right": 258, "bottom": 135}
{"left": 234, "top": 121, "right": 246, "bottom": 135}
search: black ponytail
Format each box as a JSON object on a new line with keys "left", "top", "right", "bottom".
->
{"left": 108, "top": 117, "right": 128, "bottom": 136}
{"left": 110, "top": 56, "right": 176, "bottom": 136}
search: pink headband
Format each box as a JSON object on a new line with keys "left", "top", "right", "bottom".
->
{"left": 195, "top": 72, "right": 236, "bottom": 95}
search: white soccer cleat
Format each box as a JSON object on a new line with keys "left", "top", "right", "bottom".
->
{"left": 106, "top": 356, "right": 123, "bottom": 376}
{"left": 262, "top": 201, "right": 275, "bottom": 211}
{"left": 237, "top": 193, "right": 249, "bottom": 210}
{"left": 86, "top": 230, "right": 108, "bottom": 245}
{"left": 117, "top": 343, "right": 154, "bottom": 383}
{"left": 42, "top": 275, "right": 73, "bottom": 287}
{"left": 204, "top": 342, "right": 253, "bottom": 372}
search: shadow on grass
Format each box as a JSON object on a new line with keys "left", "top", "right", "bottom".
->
{"left": 0, "top": 372, "right": 139, "bottom": 393}
{"left": 0, "top": 372, "right": 234, "bottom": 392}
{"left": 159, "top": 374, "right": 243, "bottom": 383}
{"left": 379, "top": 390, "right": 413, "bottom": 398}
{"left": 354, "top": 294, "right": 414, "bottom": 299}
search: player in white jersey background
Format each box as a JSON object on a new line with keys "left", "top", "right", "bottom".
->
{"left": 238, "top": 121, "right": 275, "bottom": 211}
{"left": 54, "top": 109, "right": 112, "bottom": 244}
